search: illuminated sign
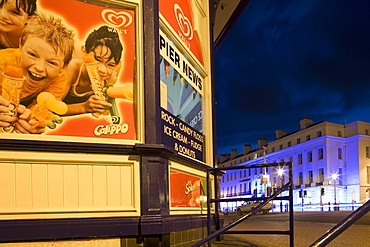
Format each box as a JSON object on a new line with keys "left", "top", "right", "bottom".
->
{"left": 170, "top": 170, "right": 204, "bottom": 207}
{"left": 0, "top": 0, "right": 137, "bottom": 143}
{"left": 159, "top": 0, "right": 204, "bottom": 66}
{"left": 159, "top": 0, "right": 207, "bottom": 162}
{"left": 161, "top": 109, "right": 204, "bottom": 160}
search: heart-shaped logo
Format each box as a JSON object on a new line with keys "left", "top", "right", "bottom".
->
{"left": 174, "top": 3, "right": 193, "bottom": 40}
{"left": 101, "top": 9, "right": 133, "bottom": 28}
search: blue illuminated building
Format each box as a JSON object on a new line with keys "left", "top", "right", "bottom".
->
{"left": 218, "top": 118, "right": 370, "bottom": 212}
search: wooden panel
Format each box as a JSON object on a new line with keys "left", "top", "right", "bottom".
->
{"left": 31, "top": 164, "right": 48, "bottom": 208}
{"left": 0, "top": 152, "right": 140, "bottom": 219}
{"left": 15, "top": 164, "right": 31, "bottom": 208}
{"left": 107, "top": 165, "right": 121, "bottom": 206}
{"left": 93, "top": 165, "right": 107, "bottom": 207}
{"left": 63, "top": 165, "right": 78, "bottom": 208}
{"left": 78, "top": 165, "right": 93, "bottom": 207}
{"left": 48, "top": 164, "right": 63, "bottom": 208}
{"left": 121, "top": 166, "right": 133, "bottom": 207}
{"left": 0, "top": 163, "right": 15, "bottom": 208}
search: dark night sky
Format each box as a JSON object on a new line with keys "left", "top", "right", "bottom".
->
{"left": 214, "top": 0, "right": 370, "bottom": 155}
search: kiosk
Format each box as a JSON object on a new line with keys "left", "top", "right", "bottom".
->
{"left": 0, "top": 0, "right": 249, "bottom": 246}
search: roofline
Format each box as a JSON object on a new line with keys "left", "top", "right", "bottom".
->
{"left": 213, "top": 0, "right": 251, "bottom": 52}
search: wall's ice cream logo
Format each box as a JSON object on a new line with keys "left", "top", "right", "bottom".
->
{"left": 101, "top": 9, "right": 132, "bottom": 28}
{"left": 174, "top": 3, "right": 193, "bottom": 48}
{"left": 159, "top": 0, "right": 204, "bottom": 65}
{"left": 174, "top": 4, "right": 193, "bottom": 40}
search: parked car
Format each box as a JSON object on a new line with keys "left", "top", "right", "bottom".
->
{"left": 237, "top": 201, "right": 272, "bottom": 215}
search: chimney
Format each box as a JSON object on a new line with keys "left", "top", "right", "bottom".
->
{"left": 243, "top": 144, "right": 252, "bottom": 154}
{"left": 275, "top": 130, "right": 287, "bottom": 139}
{"left": 300, "top": 117, "right": 313, "bottom": 129}
{"left": 230, "top": 148, "right": 238, "bottom": 159}
{"left": 258, "top": 138, "right": 268, "bottom": 149}
{"left": 219, "top": 153, "right": 230, "bottom": 163}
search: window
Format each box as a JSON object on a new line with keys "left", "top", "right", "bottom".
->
{"left": 272, "top": 147, "right": 275, "bottom": 152}
{"left": 308, "top": 170, "right": 313, "bottom": 184}
{"left": 308, "top": 151, "right": 313, "bottom": 162}
{"left": 367, "top": 147, "right": 370, "bottom": 158}
{"left": 318, "top": 148, "right": 324, "bottom": 160}
{"left": 317, "top": 131, "right": 322, "bottom": 137}
{"left": 288, "top": 141, "right": 291, "bottom": 147}
{"left": 367, "top": 166, "right": 370, "bottom": 184}
{"left": 306, "top": 135, "right": 311, "bottom": 141}
{"left": 298, "top": 172, "right": 303, "bottom": 185}
{"left": 338, "top": 148, "right": 342, "bottom": 159}
{"left": 298, "top": 154, "right": 303, "bottom": 165}
{"left": 239, "top": 184, "right": 242, "bottom": 195}
{"left": 297, "top": 138, "right": 301, "bottom": 144}
{"left": 240, "top": 171, "right": 242, "bottom": 178}
{"left": 319, "top": 168, "right": 324, "bottom": 182}
{"left": 244, "top": 169, "right": 246, "bottom": 177}
{"left": 366, "top": 129, "right": 369, "bottom": 135}
{"left": 234, "top": 172, "right": 236, "bottom": 180}
{"left": 279, "top": 144, "right": 283, "bottom": 150}
{"left": 337, "top": 131, "right": 342, "bottom": 137}
{"left": 338, "top": 168, "right": 343, "bottom": 185}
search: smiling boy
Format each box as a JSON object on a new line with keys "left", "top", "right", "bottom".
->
{"left": 0, "top": 13, "right": 75, "bottom": 133}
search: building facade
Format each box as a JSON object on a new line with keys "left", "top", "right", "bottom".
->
{"left": 218, "top": 118, "right": 370, "bottom": 212}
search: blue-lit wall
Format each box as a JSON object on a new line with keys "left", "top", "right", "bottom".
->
{"left": 219, "top": 123, "right": 370, "bottom": 212}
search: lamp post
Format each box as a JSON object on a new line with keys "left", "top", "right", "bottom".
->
{"left": 277, "top": 167, "right": 284, "bottom": 212}
{"left": 263, "top": 146, "right": 268, "bottom": 197}
{"left": 331, "top": 173, "right": 339, "bottom": 210}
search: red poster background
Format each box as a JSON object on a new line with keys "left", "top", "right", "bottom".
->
{"left": 170, "top": 171, "right": 202, "bottom": 207}
{"left": 38, "top": 0, "right": 136, "bottom": 140}
{"left": 159, "top": 0, "right": 204, "bottom": 66}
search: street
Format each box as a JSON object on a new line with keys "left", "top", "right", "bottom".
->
{"left": 212, "top": 211, "right": 370, "bottom": 247}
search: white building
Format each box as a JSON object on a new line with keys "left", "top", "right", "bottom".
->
{"left": 218, "top": 118, "right": 370, "bottom": 211}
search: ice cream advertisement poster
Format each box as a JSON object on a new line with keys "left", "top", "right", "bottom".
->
{"left": 170, "top": 170, "right": 206, "bottom": 208}
{"left": 0, "top": 0, "right": 137, "bottom": 143}
{"left": 159, "top": 0, "right": 205, "bottom": 66}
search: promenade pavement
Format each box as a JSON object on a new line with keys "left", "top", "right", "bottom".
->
{"left": 212, "top": 216, "right": 370, "bottom": 247}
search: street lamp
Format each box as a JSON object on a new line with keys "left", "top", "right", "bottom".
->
{"left": 331, "top": 173, "right": 339, "bottom": 206}
{"left": 262, "top": 146, "right": 268, "bottom": 197}
{"left": 276, "top": 167, "right": 285, "bottom": 212}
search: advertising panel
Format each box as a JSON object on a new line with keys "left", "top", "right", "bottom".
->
{"left": 159, "top": 0, "right": 204, "bottom": 66}
{"left": 0, "top": 0, "right": 138, "bottom": 144}
{"left": 159, "top": 0, "right": 207, "bottom": 162}
{"left": 160, "top": 30, "right": 204, "bottom": 161}
{"left": 170, "top": 170, "right": 206, "bottom": 208}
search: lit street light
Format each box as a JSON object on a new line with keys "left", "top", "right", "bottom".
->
{"left": 331, "top": 173, "right": 339, "bottom": 210}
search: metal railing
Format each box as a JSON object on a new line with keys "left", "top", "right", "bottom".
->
{"left": 309, "top": 199, "right": 370, "bottom": 246}
{"left": 192, "top": 162, "right": 294, "bottom": 247}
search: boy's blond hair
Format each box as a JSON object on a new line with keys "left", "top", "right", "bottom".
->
{"left": 20, "top": 13, "right": 75, "bottom": 66}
